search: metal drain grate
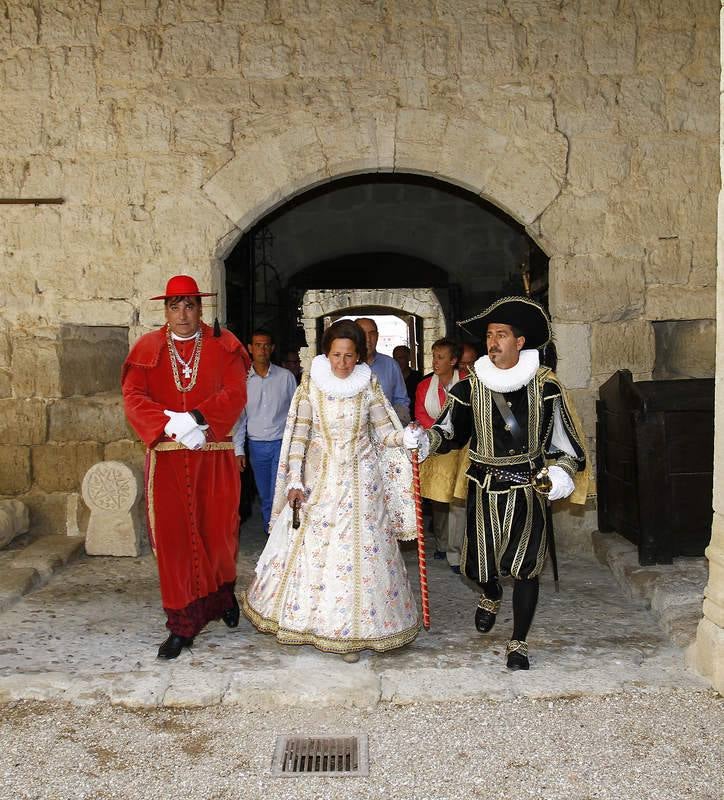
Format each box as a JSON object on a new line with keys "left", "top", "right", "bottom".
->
{"left": 271, "top": 734, "right": 369, "bottom": 777}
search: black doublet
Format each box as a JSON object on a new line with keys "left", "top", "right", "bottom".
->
{"left": 428, "top": 366, "right": 586, "bottom": 584}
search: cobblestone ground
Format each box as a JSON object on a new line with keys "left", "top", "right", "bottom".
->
{"left": 0, "top": 506, "right": 709, "bottom": 706}
{"left": 0, "top": 690, "right": 721, "bottom": 800}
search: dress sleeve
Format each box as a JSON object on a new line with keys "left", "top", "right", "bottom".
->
{"left": 542, "top": 381, "right": 586, "bottom": 477}
{"left": 427, "top": 381, "right": 473, "bottom": 456}
{"left": 286, "top": 390, "right": 313, "bottom": 490}
{"left": 121, "top": 363, "right": 168, "bottom": 448}
{"left": 369, "top": 382, "right": 404, "bottom": 448}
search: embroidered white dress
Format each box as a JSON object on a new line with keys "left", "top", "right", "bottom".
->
{"left": 241, "top": 356, "right": 420, "bottom": 654}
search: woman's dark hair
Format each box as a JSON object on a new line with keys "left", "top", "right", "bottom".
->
{"left": 432, "top": 337, "right": 462, "bottom": 364}
{"left": 322, "top": 320, "right": 367, "bottom": 363}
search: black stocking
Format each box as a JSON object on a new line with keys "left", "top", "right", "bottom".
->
{"left": 481, "top": 577, "right": 502, "bottom": 602}
{"left": 512, "top": 577, "right": 539, "bottom": 641}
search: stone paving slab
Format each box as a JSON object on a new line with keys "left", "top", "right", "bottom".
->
{"left": 9, "top": 534, "right": 85, "bottom": 579}
{"left": 0, "top": 516, "right": 710, "bottom": 708}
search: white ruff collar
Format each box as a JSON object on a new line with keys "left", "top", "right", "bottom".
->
{"left": 474, "top": 349, "right": 540, "bottom": 392}
{"left": 310, "top": 355, "right": 371, "bottom": 398}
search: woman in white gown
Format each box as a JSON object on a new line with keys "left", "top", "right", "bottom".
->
{"left": 241, "top": 320, "right": 422, "bottom": 658}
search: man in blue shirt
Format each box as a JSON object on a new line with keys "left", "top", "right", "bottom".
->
{"left": 233, "top": 329, "right": 297, "bottom": 533}
{"left": 356, "top": 318, "right": 410, "bottom": 425}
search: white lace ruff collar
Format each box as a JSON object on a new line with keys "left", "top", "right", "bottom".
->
{"left": 474, "top": 349, "right": 540, "bottom": 392}
{"left": 310, "top": 355, "right": 371, "bottom": 398}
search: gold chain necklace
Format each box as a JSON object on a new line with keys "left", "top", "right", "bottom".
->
{"left": 166, "top": 325, "right": 203, "bottom": 392}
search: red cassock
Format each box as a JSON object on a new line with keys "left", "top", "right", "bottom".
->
{"left": 122, "top": 322, "right": 250, "bottom": 637}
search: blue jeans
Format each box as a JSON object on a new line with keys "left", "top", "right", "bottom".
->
{"left": 248, "top": 439, "right": 283, "bottom": 533}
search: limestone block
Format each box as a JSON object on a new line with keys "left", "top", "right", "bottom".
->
{"left": 159, "top": 22, "right": 241, "bottom": 77}
{"left": 172, "top": 108, "right": 233, "bottom": 154}
{"left": 568, "top": 388, "right": 597, "bottom": 440}
{"left": 0, "top": 509, "right": 15, "bottom": 549}
{"left": 553, "top": 76, "right": 619, "bottom": 137}
{"left": 65, "top": 491, "right": 88, "bottom": 538}
{"left": 49, "top": 46, "right": 98, "bottom": 101}
{"left": 567, "top": 138, "right": 631, "bottom": 195}
{"left": 12, "top": 326, "right": 129, "bottom": 398}
{"left": 653, "top": 320, "right": 715, "bottom": 379}
{"left": 549, "top": 255, "right": 645, "bottom": 323}
{"left": 14, "top": 491, "right": 70, "bottom": 536}
{"left": 37, "top": 1, "right": 100, "bottom": 46}
{"left": 1, "top": 49, "right": 52, "bottom": 96}
{"left": 0, "top": 499, "right": 29, "bottom": 538}
{"left": 645, "top": 285, "right": 716, "bottom": 321}
{"left": 0, "top": 104, "right": 43, "bottom": 155}
{"left": 10, "top": 535, "right": 85, "bottom": 579}
{"left": 1, "top": 2, "right": 38, "bottom": 48}
{"left": 0, "top": 399, "right": 47, "bottom": 445}
{"left": 115, "top": 102, "right": 172, "bottom": 155}
{"left": 591, "top": 320, "right": 655, "bottom": 377}
{"left": 645, "top": 237, "right": 693, "bottom": 285}
{"left": 48, "top": 394, "right": 131, "bottom": 444}
{"left": 636, "top": 26, "right": 694, "bottom": 74}
{"left": 667, "top": 75, "right": 718, "bottom": 135}
{"left": 0, "top": 447, "right": 31, "bottom": 495}
{"left": 0, "top": 371, "right": 11, "bottom": 398}
{"left": 82, "top": 461, "right": 143, "bottom": 557}
{"left": 583, "top": 21, "right": 636, "bottom": 75}
{"left": 0, "top": 567, "right": 39, "bottom": 614}
{"left": 240, "top": 24, "right": 293, "bottom": 79}
{"left": 98, "top": 27, "right": 161, "bottom": 87}
{"left": 617, "top": 76, "right": 667, "bottom": 135}
{"left": 551, "top": 323, "right": 591, "bottom": 389}
{"left": 32, "top": 442, "right": 105, "bottom": 494}
{"left": 104, "top": 440, "right": 147, "bottom": 473}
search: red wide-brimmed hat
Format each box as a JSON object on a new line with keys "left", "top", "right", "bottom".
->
{"left": 149, "top": 275, "right": 217, "bottom": 300}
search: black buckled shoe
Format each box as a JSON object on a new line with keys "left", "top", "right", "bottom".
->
{"left": 505, "top": 640, "right": 529, "bottom": 670}
{"left": 157, "top": 634, "right": 194, "bottom": 660}
{"left": 222, "top": 593, "right": 240, "bottom": 628}
{"left": 474, "top": 595, "right": 501, "bottom": 633}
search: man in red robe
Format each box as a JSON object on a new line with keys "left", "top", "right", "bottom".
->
{"left": 122, "top": 275, "right": 249, "bottom": 659}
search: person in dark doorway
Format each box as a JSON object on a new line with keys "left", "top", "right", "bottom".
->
{"left": 122, "top": 275, "right": 249, "bottom": 660}
{"left": 281, "top": 348, "right": 303, "bottom": 384}
{"left": 356, "top": 317, "right": 410, "bottom": 424}
{"left": 232, "top": 329, "right": 297, "bottom": 535}
{"left": 393, "top": 344, "right": 422, "bottom": 421}
{"left": 414, "top": 338, "right": 466, "bottom": 569}
{"left": 407, "top": 297, "right": 587, "bottom": 670}
{"left": 459, "top": 341, "right": 479, "bottom": 373}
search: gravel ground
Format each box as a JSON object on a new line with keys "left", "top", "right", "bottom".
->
{"left": 1, "top": 689, "right": 721, "bottom": 800}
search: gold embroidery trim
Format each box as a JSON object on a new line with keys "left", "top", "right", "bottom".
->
{"left": 153, "top": 441, "right": 235, "bottom": 452}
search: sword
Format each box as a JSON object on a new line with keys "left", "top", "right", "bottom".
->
{"left": 546, "top": 500, "right": 560, "bottom": 592}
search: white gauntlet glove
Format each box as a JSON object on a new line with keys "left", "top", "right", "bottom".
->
{"left": 163, "top": 410, "right": 208, "bottom": 451}
{"left": 179, "top": 427, "right": 207, "bottom": 451}
{"left": 547, "top": 465, "right": 575, "bottom": 501}
{"left": 402, "top": 425, "right": 430, "bottom": 461}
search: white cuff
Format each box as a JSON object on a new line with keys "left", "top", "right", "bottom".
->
{"left": 547, "top": 465, "right": 575, "bottom": 501}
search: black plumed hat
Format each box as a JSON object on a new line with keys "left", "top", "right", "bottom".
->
{"left": 457, "top": 296, "right": 552, "bottom": 350}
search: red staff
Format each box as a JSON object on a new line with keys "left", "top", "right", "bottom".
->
{"left": 411, "top": 447, "right": 431, "bottom": 630}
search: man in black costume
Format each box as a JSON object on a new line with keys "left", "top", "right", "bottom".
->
{"left": 408, "top": 297, "right": 587, "bottom": 670}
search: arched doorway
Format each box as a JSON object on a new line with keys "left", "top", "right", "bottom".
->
{"left": 223, "top": 173, "right": 549, "bottom": 357}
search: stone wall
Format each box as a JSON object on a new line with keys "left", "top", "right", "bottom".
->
{"left": 0, "top": 1, "right": 719, "bottom": 533}
{"left": 0, "top": 324, "right": 144, "bottom": 533}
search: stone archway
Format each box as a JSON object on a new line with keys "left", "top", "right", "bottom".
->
{"left": 300, "top": 288, "right": 445, "bottom": 373}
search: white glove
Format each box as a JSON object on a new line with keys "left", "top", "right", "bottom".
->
{"left": 178, "top": 427, "right": 207, "bottom": 451}
{"left": 402, "top": 425, "right": 426, "bottom": 449}
{"left": 547, "top": 465, "right": 575, "bottom": 501}
{"left": 163, "top": 410, "right": 199, "bottom": 441}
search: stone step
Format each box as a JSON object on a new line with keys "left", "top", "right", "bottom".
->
{"left": 591, "top": 531, "right": 707, "bottom": 650}
{"left": 0, "top": 535, "right": 86, "bottom": 612}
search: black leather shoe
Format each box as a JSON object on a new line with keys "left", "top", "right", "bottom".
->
{"left": 157, "top": 634, "right": 193, "bottom": 659}
{"left": 450, "top": 565, "right": 461, "bottom": 574}
{"left": 222, "top": 594, "right": 240, "bottom": 628}
{"left": 474, "top": 595, "right": 501, "bottom": 633}
{"left": 505, "top": 640, "right": 530, "bottom": 670}
{"left": 433, "top": 550, "right": 446, "bottom": 560}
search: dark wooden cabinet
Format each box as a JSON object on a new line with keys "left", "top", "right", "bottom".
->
{"left": 596, "top": 370, "right": 714, "bottom": 565}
